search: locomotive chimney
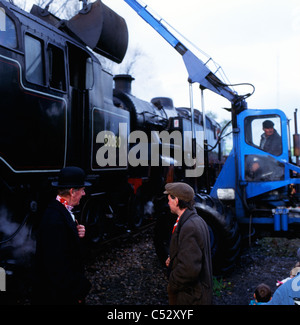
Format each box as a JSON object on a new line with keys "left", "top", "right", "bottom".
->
{"left": 113, "top": 74, "right": 135, "bottom": 94}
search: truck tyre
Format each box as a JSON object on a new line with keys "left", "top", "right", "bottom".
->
{"left": 194, "top": 194, "right": 241, "bottom": 275}
{"left": 153, "top": 194, "right": 241, "bottom": 275}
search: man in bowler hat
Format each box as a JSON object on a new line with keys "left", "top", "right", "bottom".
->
{"left": 33, "top": 167, "right": 91, "bottom": 305}
{"left": 164, "top": 182, "right": 212, "bottom": 305}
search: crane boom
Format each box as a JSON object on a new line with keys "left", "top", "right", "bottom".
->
{"left": 123, "top": 0, "right": 239, "bottom": 104}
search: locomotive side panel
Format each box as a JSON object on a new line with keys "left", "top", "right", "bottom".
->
{"left": 0, "top": 5, "right": 68, "bottom": 173}
{"left": 0, "top": 55, "right": 67, "bottom": 171}
{"left": 91, "top": 106, "right": 129, "bottom": 171}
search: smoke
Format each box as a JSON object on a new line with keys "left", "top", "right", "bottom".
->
{"left": 0, "top": 205, "right": 36, "bottom": 264}
{"left": 144, "top": 201, "right": 154, "bottom": 216}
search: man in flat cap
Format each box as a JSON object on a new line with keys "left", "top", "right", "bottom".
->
{"left": 164, "top": 182, "right": 212, "bottom": 305}
{"left": 260, "top": 120, "right": 282, "bottom": 156}
{"left": 33, "top": 167, "right": 91, "bottom": 305}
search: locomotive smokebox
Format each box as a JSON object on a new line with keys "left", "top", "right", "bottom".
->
{"left": 65, "top": 0, "right": 128, "bottom": 63}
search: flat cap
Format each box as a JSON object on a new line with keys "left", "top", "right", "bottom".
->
{"left": 262, "top": 120, "right": 274, "bottom": 129}
{"left": 164, "top": 182, "right": 195, "bottom": 202}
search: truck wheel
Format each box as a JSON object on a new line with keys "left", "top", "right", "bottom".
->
{"left": 153, "top": 194, "right": 241, "bottom": 274}
{"left": 194, "top": 194, "right": 241, "bottom": 275}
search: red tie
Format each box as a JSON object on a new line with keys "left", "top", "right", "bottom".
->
{"left": 172, "top": 215, "right": 180, "bottom": 234}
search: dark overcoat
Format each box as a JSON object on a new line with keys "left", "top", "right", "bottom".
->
{"left": 168, "top": 208, "right": 213, "bottom": 305}
{"left": 260, "top": 129, "right": 282, "bottom": 155}
{"left": 33, "top": 200, "right": 91, "bottom": 305}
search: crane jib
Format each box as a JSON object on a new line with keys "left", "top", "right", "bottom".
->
{"left": 123, "top": 0, "right": 237, "bottom": 104}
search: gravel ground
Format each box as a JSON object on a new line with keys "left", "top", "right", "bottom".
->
{"left": 84, "top": 225, "right": 300, "bottom": 305}
{"left": 85, "top": 226, "right": 169, "bottom": 305}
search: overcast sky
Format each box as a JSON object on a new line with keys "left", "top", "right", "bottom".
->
{"left": 20, "top": 0, "right": 300, "bottom": 126}
{"left": 101, "top": 0, "right": 300, "bottom": 126}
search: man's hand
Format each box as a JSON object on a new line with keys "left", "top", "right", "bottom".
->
{"left": 76, "top": 221, "right": 86, "bottom": 238}
{"left": 165, "top": 256, "right": 170, "bottom": 267}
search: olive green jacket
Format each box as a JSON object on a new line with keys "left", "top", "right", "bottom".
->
{"left": 168, "top": 208, "right": 213, "bottom": 305}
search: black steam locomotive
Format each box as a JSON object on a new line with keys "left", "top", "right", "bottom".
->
{"left": 0, "top": 0, "right": 230, "bottom": 290}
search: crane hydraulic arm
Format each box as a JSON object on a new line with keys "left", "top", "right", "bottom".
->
{"left": 123, "top": 0, "right": 240, "bottom": 104}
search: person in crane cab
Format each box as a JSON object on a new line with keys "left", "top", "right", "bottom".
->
{"left": 260, "top": 120, "right": 282, "bottom": 156}
{"left": 164, "top": 182, "right": 213, "bottom": 305}
{"left": 246, "top": 120, "right": 283, "bottom": 181}
{"left": 33, "top": 167, "right": 91, "bottom": 305}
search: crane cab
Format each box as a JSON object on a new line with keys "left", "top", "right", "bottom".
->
{"left": 211, "top": 108, "right": 300, "bottom": 229}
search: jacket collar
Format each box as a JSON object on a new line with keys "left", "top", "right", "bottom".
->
{"left": 176, "top": 207, "right": 197, "bottom": 231}
{"left": 49, "top": 199, "right": 78, "bottom": 237}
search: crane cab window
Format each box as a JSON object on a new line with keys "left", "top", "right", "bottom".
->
{"left": 25, "top": 35, "right": 45, "bottom": 85}
{"left": 244, "top": 115, "right": 282, "bottom": 156}
{"left": 0, "top": 9, "right": 17, "bottom": 48}
{"left": 244, "top": 115, "right": 284, "bottom": 182}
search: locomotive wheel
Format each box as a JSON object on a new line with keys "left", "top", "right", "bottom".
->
{"left": 128, "top": 187, "right": 144, "bottom": 228}
{"left": 194, "top": 194, "right": 241, "bottom": 275}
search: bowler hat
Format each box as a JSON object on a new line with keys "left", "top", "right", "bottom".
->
{"left": 52, "top": 166, "right": 91, "bottom": 188}
{"left": 164, "top": 182, "right": 195, "bottom": 202}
